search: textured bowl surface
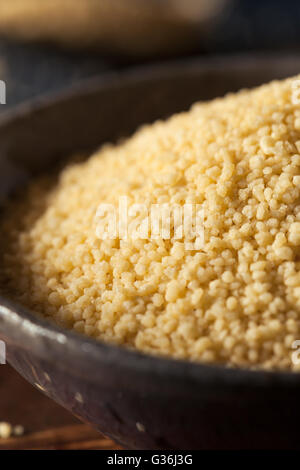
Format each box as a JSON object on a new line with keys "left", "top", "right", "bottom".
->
{"left": 1, "top": 55, "right": 300, "bottom": 449}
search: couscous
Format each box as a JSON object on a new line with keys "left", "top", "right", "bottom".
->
{"left": 0, "top": 75, "right": 300, "bottom": 370}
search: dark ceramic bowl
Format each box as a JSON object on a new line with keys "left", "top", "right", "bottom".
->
{"left": 1, "top": 55, "right": 300, "bottom": 450}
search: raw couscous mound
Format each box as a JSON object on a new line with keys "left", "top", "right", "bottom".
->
{"left": 1, "top": 76, "right": 300, "bottom": 370}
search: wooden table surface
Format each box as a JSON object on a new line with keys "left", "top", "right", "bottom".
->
{"left": 0, "top": 365, "right": 122, "bottom": 450}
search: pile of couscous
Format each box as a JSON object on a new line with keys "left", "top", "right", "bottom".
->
{"left": 0, "top": 75, "right": 300, "bottom": 370}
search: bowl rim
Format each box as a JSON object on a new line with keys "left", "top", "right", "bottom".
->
{"left": 2, "top": 293, "right": 300, "bottom": 389}
{"left": 1, "top": 52, "right": 300, "bottom": 388}
{"left": 1, "top": 50, "right": 299, "bottom": 127}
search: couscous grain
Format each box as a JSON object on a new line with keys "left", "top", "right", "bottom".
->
{"left": 0, "top": 422, "right": 12, "bottom": 439}
{"left": 1, "top": 75, "right": 300, "bottom": 370}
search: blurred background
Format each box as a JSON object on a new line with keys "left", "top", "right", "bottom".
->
{"left": 0, "top": 0, "right": 300, "bottom": 450}
{"left": 0, "top": 0, "right": 300, "bottom": 107}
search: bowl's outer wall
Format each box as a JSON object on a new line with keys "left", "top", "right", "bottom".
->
{"left": 7, "top": 346, "right": 300, "bottom": 449}
{"left": 7, "top": 344, "right": 300, "bottom": 450}
{"left": 1, "top": 55, "right": 300, "bottom": 449}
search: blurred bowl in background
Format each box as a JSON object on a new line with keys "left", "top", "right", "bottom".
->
{"left": 0, "top": 0, "right": 229, "bottom": 58}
